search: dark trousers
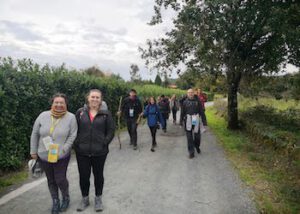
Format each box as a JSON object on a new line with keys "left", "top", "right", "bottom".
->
{"left": 40, "top": 156, "right": 70, "bottom": 200}
{"left": 161, "top": 113, "right": 168, "bottom": 130}
{"left": 186, "top": 126, "right": 201, "bottom": 155}
{"left": 172, "top": 108, "right": 177, "bottom": 122}
{"left": 76, "top": 154, "right": 107, "bottom": 197}
{"left": 127, "top": 118, "right": 138, "bottom": 146}
{"left": 149, "top": 126, "right": 157, "bottom": 145}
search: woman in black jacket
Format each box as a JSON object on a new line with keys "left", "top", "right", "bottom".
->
{"left": 74, "top": 89, "right": 115, "bottom": 212}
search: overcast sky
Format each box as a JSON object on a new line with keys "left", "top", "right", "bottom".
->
{"left": 0, "top": 0, "right": 177, "bottom": 80}
{"left": 0, "top": 0, "right": 298, "bottom": 81}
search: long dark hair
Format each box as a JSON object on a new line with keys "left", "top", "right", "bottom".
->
{"left": 149, "top": 96, "right": 156, "bottom": 104}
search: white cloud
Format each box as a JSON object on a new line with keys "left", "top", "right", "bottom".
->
{"left": 0, "top": 0, "right": 176, "bottom": 80}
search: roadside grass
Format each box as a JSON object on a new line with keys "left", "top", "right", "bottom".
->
{"left": 206, "top": 107, "right": 300, "bottom": 214}
{"left": 238, "top": 96, "right": 300, "bottom": 111}
{"left": 0, "top": 169, "right": 28, "bottom": 193}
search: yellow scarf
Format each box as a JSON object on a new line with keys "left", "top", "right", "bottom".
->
{"left": 51, "top": 106, "right": 67, "bottom": 118}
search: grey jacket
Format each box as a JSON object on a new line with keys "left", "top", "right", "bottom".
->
{"left": 30, "top": 111, "right": 78, "bottom": 161}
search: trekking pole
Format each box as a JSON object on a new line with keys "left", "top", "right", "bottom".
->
{"left": 117, "top": 96, "right": 122, "bottom": 149}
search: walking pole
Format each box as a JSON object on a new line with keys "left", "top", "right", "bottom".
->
{"left": 117, "top": 96, "right": 122, "bottom": 149}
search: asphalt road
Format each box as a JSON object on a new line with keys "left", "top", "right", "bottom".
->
{"left": 0, "top": 109, "right": 257, "bottom": 214}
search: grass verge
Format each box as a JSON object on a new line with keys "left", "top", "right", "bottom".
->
{"left": 206, "top": 107, "right": 300, "bottom": 214}
{"left": 0, "top": 169, "right": 28, "bottom": 193}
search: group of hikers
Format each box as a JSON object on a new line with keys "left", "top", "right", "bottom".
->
{"left": 29, "top": 87, "right": 208, "bottom": 214}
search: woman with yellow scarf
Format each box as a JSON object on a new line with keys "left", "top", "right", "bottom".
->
{"left": 30, "top": 93, "right": 77, "bottom": 214}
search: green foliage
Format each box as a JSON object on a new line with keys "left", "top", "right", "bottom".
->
{"left": 141, "top": 0, "right": 300, "bottom": 129}
{"left": 154, "top": 74, "right": 162, "bottom": 86}
{"left": 84, "top": 66, "right": 105, "bottom": 77}
{"left": 207, "top": 107, "right": 300, "bottom": 213}
{"left": 0, "top": 57, "right": 128, "bottom": 171}
{"left": 132, "top": 84, "right": 185, "bottom": 99}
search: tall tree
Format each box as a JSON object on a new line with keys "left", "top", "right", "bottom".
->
{"left": 140, "top": 0, "right": 299, "bottom": 129}
{"left": 154, "top": 74, "right": 162, "bottom": 86}
{"left": 129, "top": 64, "right": 141, "bottom": 83}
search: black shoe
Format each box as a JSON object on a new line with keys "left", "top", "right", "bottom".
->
{"left": 163, "top": 129, "right": 167, "bottom": 133}
{"left": 133, "top": 145, "right": 137, "bottom": 150}
{"left": 60, "top": 196, "right": 70, "bottom": 212}
{"left": 196, "top": 147, "right": 201, "bottom": 154}
{"left": 189, "top": 153, "right": 195, "bottom": 159}
{"left": 151, "top": 145, "right": 155, "bottom": 152}
{"left": 52, "top": 199, "right": 60, "bottom": 214}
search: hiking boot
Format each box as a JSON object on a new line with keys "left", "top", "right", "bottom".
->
{"left": 189, "top": 153, "right": 195, "bottom": 159}
{"left": 52, "top": 199, "right": 60, "bottom": 214}
{"left": 196, "top": 147, "right": 201, "bottom": 154}
{"left": 95, "top": 196, "right": 104, "bottom": 212}
{"left": 60, "top": 196, "right": 70, "bottom": 212}
{"left": 150, "top": 145, "right": 155, "bottom": 152}
{"left": 76, "top": 196, "right": 89, "bottom": 212}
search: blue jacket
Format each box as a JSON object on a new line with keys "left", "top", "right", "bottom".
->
{"left": 143, "top": 104, "right": 165, "bottom": 128}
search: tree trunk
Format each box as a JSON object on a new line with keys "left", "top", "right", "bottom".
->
{"left": 227, "top": 71, "right": 241, "bottom": 130}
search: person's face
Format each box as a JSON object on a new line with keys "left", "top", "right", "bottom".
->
{"left": 150, "top": 97, "right": 155, "bottom": 104}
{"left": 198, "top": 89, "right": 202, "bottom": 94}
{"left": 88, "top": 91, "right": 102, "bottom": 108}
{"left": 52, "top": 97, "right": 66, "bottom": 112}
{"left": 129, "top": 91, "right": 136, "bottom": 98}
{"left": 187, "top": 89, "right": 194, "bottom": 99}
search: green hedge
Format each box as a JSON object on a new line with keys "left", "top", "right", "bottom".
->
{"left": 0, "top": 57, "right": 129, "bottom": 170}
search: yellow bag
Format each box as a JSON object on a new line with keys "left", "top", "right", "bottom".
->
{"left": 48, "top": 144, "right": 59, "bottom": 163}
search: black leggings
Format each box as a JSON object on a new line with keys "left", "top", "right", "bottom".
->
{"left": 41, "top": 156, "right": 70, "bottom": 200}
{"left": 149, "top": 126, "right": 157, "bottom": 145}
{"left": 76, "top": 154, "right": 107, "bottom": 197}
{"left": 172, "top": 108, "right": 177, "bottom": 122}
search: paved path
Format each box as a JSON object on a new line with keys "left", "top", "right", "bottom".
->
{"left": 0, "top": 109, "right": 257, "bottom": 214}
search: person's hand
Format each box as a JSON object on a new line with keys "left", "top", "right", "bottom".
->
{"left": 117, "top": 111, "right": 121, "bottom": 116}
{"left": 202, "top": 126, "right": 207, "bottom": 133}
{"left": 31, "top": 154, "right": 38, "bottom": 160}
{"left": 140, "top": 112, "right": 144, "bottom": 116}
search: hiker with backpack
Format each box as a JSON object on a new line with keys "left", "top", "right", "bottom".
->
{"left": 141, "top": 96, "right": 165, "bottom": 152}
{"left": 117, "top": 89, "right": 143, "bottom": 150}
{"left": 74, "top": 89, "right": 115, "bottom": 212}
{"left": 180, "top": 88, "right": 207, "bottom": 159}
{"left": 158, "top": 95, "right": 170, "bottom": 132}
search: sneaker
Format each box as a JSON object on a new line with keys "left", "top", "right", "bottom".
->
{"left": 196, "top": 147, "right": 201, "bottom": 154}
{"left": 77, "top": 196, "right": 89, "bottom": 212}
{"left": 189, "top": 153, "right": 195, "bottom": 159}
{"left": 95, "top": 196, "right": 104, "bottom": 212}
{"left": 60, "top": 196, "right": 70, "bottom": 212}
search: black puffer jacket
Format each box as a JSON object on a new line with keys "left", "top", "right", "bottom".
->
{"left": 74, "top": 107, "right": 115, "bottom": 156}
